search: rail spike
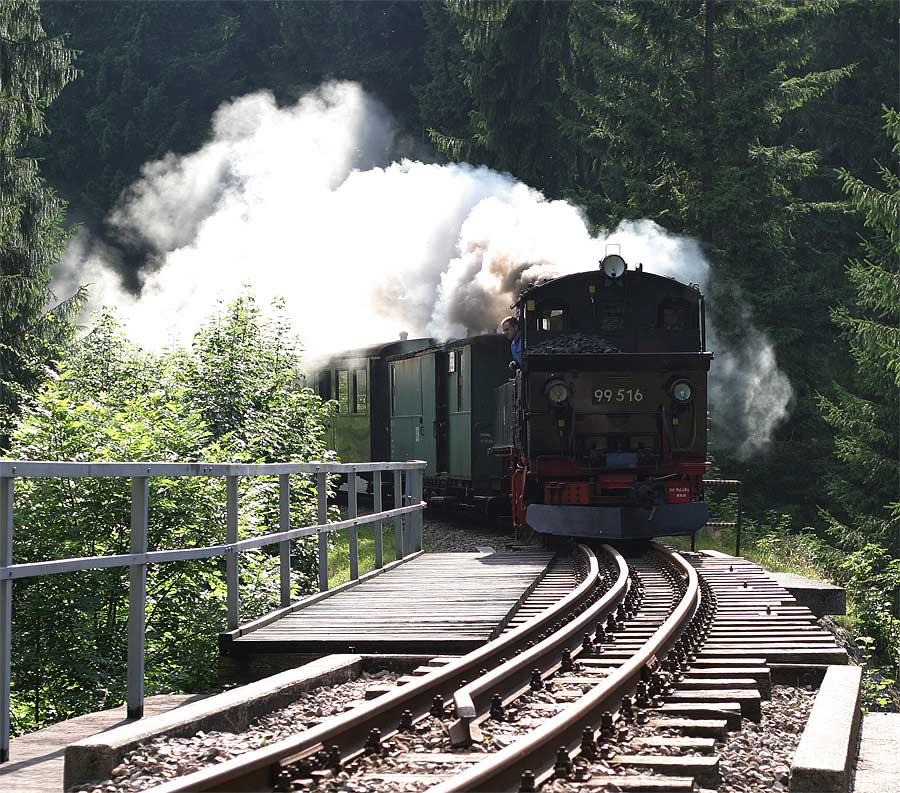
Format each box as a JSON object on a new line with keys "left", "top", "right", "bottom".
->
{"left": 554, "top": 746, "right": 573, "bottom": 779}
{"left": 580, "top": 726, "right": 597, "bottom": 761}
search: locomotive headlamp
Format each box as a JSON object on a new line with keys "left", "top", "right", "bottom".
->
{"left": 670, "top": 379, "right": 694, "bottom": 403}
{"left": 545, "top": 378, "right": 570, "bottom": 406}
{"left": 600, "top": 254, "right": 627, "bottom": 279}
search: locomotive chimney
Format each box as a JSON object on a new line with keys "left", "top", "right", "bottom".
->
{"left": 399, "top": 331, "right": 409, "bottom": 340}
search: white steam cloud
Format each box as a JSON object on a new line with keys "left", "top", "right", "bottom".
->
{"left": 56, "top": 80, "right": 791, "bottom": 458}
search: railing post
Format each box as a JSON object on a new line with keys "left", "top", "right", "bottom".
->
{"left": 413, "top": 466, "right": 424, "bottom": 552}
{"left": 278, "top": 474, "right": 291, "bottom": 608}
{"left": 127, "top": 476, "right": 149, "bottom": 719}
{"left": 735, "top": 481, "right": 743, "bottom": 557}
{"left": 373, "top": 471, "right": 383, "bottom": 568}
{"left": 226, "top": 476, "right": 239, "bottom": 630}
{"left": 348, "top": 470, "right": 359, "bottom": 580}
{"left": 394, "top": 469, "right": 404, "bottom": 559}
{"left": 402, "top": 467, "right": 414, "bottom": 554}
{"left": 317, "top": 471, "right": 328, "bottom": 592}
{"left": 0, "top": 476, "right": 13, "bottom": 763}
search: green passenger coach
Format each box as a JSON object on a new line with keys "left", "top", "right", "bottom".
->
{"left": 310, "top": 333, "right": 513, "bottom": 508}
{"left": 309, "top": 337, "right": 434, "bottom": 465}
{"left": 388, "top": 335, "right": 510, "bottom": 501}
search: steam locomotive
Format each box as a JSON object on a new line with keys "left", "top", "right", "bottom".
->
{"left": 310, "top": 255, "right": 711, "bottom": 540}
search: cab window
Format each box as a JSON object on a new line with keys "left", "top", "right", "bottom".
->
{"left": 536, "top": 302, "right": 567, "bottom": 332}
{"left": 317, "top": 371, "right": 332, "bottom": 401}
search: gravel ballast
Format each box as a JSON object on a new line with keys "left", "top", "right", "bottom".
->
{"left": 73, "top": 671, "right": 400, "bottom": 793}
{"left": 421, "top": 511, "right": 517, "bottom": 553}
{"left": 718, "top": 684, "right": 816, "bottom": 793}
{"left": 73, "top": 511, "right": 518, "bottom": 793}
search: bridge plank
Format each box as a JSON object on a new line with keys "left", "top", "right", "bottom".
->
{"left": 227, "top": 552, "right": 554, "bottom": 658}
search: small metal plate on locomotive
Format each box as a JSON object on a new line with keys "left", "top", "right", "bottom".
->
{"left": 591, "top": 381, "right": 646, "bottom": 405}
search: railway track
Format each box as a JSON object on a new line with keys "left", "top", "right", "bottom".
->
{"left": 144, "top": 546, "right": 711, "bottom": 793}
{"left": 142, "top": 545, "right": 843, "bottom": 793}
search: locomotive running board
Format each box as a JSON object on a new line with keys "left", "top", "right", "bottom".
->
{"left": 526, "top": 502, "right": 709, "bottom": 539}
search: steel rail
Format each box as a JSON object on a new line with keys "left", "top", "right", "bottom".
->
{"left": 448, "top": 544, "right": 629, "bottom": 745}
{"left": 147, "top": 545, "right": 611, "bottom": 793}
{"left": 430, "top": 543, "right": 700, "bottom": 793}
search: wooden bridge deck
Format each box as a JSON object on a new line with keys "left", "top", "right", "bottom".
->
{"left": 221, "top": 551, "right": 554, "bottom": 668}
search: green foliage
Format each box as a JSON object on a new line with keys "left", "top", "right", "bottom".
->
{"left": 6, "top": 295, "right": 335, "bottom": 734}
{"left": 0, "top": 0, "right": 83, "bottom": 448}
{"left": 431, "top": 0, "right": 580, "bottom": 196}
{"left": 814, "top": 109, "right": 900, "bottom": 678}
{"left": 856, "top": 636, "right": 898, "bottom": 713}
{"left": 35, "top": 2, "right": 427, "bottom": 232}
{"left": 839, "top": 545, "right": 900, "bottom": 670}
{"left": 819, "top": 109, "right": 899, "bottom": 540}
{"left": 747, "top": 516, "right": 832, "bottom": 579}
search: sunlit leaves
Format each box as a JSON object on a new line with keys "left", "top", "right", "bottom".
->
{"left": 6, "top": 295, "right": 335, "bottom": 734}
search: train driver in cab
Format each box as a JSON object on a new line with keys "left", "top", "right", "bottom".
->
{"left": 500, "top": 315, "right": 523, "bottom": 368}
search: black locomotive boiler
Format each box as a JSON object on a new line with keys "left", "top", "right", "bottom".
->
{"left": 495, "top": 254, "right": 711, "bottom": 539}
{"left": 310, "top": 255, "right": 712, "bottom": 541}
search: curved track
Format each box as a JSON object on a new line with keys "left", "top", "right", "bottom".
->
{"left": 431, "top": 543, "right": 701, "bottom": 792}
{"left": 132, "top": 544, "right": 851, "bottom": 793}
{"left": 149, "top": 544, "right": 626, "bottom": 793}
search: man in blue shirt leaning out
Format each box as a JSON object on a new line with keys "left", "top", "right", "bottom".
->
{"left": 501, "top": 315, "right": 523, "bottom": 368}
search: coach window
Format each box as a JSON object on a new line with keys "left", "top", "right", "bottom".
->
{"left": 318, "top": 370, "right": 332, "bottom": 401}
{"left": 353, "top": 367, "right": 368, "bottom": 414}
{"left": 536, "top": 303, "right": 567, "bottom": 332}
{"left": 337, "top": 369, "right": 350, "bottom": 414}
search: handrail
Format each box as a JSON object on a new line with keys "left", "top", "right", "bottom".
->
{"left": 0, "top": 460, "right": 425, "bottom": 476}
{"left": 0, "top": 503, "right": 424, "bottom": 581}
{"left": 0, "top": 459, "right": 426, "bottom": 764}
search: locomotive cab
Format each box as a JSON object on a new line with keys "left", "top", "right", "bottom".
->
{"left": 505, "top": 259, "right": 712, "bottom": 539}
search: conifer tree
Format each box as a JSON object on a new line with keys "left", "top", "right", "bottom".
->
{"left": 430, "top": 0, "right": 580, "bottom": 196}
{"left": 820, "top": 107, "right": 899, "bottom": 546}
{"left": 0, "top": 0, "right": 81, "bottom": 447}
{"left": 565, "top": 0, "right": 858, "bottom": 515}
{"left": 817, "top": 108, "right": 899, "bottom": 657}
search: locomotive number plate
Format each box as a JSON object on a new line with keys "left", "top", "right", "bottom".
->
{"left": 592, "top": 385, "right": 644, "bottom": 404}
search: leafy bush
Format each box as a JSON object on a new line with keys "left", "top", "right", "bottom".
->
{"left": 6, "top": 295, "right": 336, "bottom": 734}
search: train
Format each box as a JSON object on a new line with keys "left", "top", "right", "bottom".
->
{"left": 308, "top": 254, "right": 712, "bottom": 540}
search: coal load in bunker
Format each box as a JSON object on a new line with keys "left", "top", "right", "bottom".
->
{"left": 309, "top": 254, "right": 712, "bottom": 541}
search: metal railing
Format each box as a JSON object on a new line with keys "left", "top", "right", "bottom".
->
{"left": 0, "top": 459, "right": 426, "bottom": 763}
{"left": 699, "top": 478, "right": 743, "bottom": 555}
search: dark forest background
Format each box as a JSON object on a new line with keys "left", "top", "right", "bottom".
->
{"left": 30, "top": 0, "right": 895, "bottom": 518}
{"left": 2, "top": 0, "right": 898, "bottom": 727}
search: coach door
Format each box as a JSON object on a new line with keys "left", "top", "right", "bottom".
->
{"left": 434, "top": 351, "right": 450, "bottom": 474}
